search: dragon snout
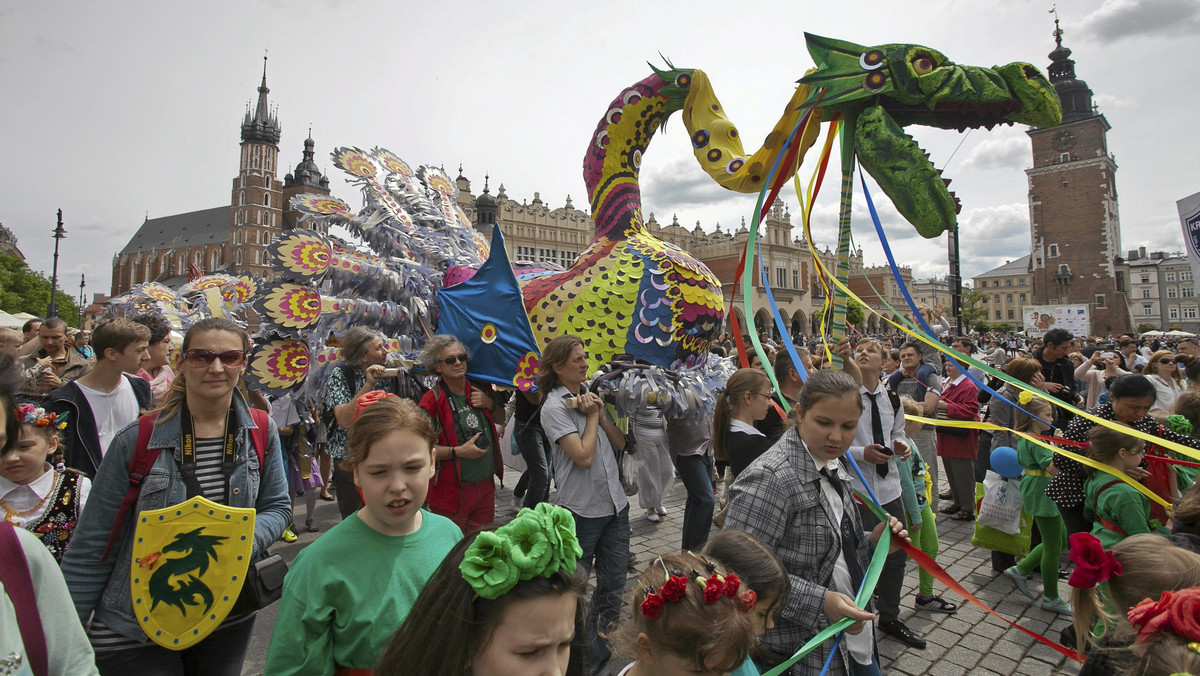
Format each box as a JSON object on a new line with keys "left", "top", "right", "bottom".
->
{"left": 995, "top": 62, "right": 1062, "bottom": 128}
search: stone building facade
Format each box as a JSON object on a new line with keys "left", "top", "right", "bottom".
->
{"left": 1119, "top": 248, "right": 1198, "bottom": 333}
{"left": 0, "top": 224, "right": 24, "bottom": 261}
{"left": 973, "top": 256, "right": 1034, "bottom": 326}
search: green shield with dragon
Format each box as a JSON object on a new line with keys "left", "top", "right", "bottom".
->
{"left": 130, "top": 496, "right": 255, "bottom": 650}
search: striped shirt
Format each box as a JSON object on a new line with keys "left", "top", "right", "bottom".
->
{"left": 88, "top": 437, "right": 247, "bottom": 650}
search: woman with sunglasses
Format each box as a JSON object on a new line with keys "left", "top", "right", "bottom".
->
{"left": 417, "top": 334, "right": 505, "bottom": 534}
{"left": 61, "top": 318, "right": 290, "bottom": 675}
{"left": 1145, "top": 349, "right": 1184, "bottom": 416}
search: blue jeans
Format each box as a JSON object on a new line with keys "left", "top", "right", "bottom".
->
{"left": 572, "top": 505, "right": 630, "bottom": 676}
{"left": 514, "top": 421, "right": 552, "bottom": 508}
{"left": 674, "top": 453, "right": 714, "bottom": 551}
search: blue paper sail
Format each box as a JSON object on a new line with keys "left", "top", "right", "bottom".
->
{"left": 436, "top": 225, "right": 542, "bottom": 391}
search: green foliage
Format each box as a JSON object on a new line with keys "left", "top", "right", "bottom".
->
{"left": 1137, "top": 324, "right": 1155, "bottom": 334}
{"left": 992, "top": 322, "right": 1015, "bottom": 333}
{"left": 0, "top": 255, "right": 81, "bottom": 327}
{"left": 961, "top": 288, "right": 988, "bottom": 327}
{"left": 973, "top": 321, "right": 990, "bottom": 333}
{"left": 846, "top": 299, "right": 865, "bottom": 328}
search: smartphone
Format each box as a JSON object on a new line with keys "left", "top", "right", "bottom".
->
{"left": 1100, "top": 351, "right": 1115, "bottom": 360}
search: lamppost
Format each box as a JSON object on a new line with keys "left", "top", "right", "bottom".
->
{"left": 78, "top": 273, "right": 86, "bottom": 325}
{"left": 47, "top": 209, "right": 66, "bottom": 319}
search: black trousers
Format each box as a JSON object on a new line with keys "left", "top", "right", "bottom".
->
{"left": 858, "top": 497, "right": 907, "bottom": 624}
{"left": 332, "top": 466, "right": 363, "bottom": 519}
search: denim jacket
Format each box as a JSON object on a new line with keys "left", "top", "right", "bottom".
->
{"left": 61, "top": 391, "right": 291, "bottom": 640}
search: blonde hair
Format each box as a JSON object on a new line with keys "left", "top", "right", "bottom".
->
{"left": 1148, "top": 350, "right": 1183, "bottom": 386}
{"left": 1070, "top": 534, "right": 1200, "bottom": 658}
{"left": 609, "top": 551, "right": 756, "bottom": 672}
{"left": 899, "top": 395, "right": 922, "bottom": 418}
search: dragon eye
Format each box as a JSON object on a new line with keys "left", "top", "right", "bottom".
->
{"left": 913, "top": 57, "right": 935, "bottom": 75}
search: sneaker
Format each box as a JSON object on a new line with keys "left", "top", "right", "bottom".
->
{"left": 914, "top": 595, "right": 958, "bottom": 614}
{"left": 281, "top": 525, "right": 298, "bottom": 543}
{"left": 1004, "top": 565, "right": 1036, "bottom": 600}
{"left": 646, "top": 510, "right": 661, "bottom": 523}
{"left": 655, "top": 506, "right": 668, "bottom": 516}
{"left": 1040, "top": 597, "right": 1073, "bottom": 615}
{"left": 511, "top": 492, "right": 524, "bottom": 511}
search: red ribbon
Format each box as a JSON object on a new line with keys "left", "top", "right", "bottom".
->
{"left": 354, "top": 390, "right": 398, "bottom": 419}
{"left": 853, "top": 494, "right": 1081, "bottom": 662}
{"left": 1142, "top": 453, "right": 1200, "bottom": 469}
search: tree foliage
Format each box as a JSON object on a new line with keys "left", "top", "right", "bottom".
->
{"left": 1137, "top": 323, "right": 1155, "bottom": 334}
{"left": 0, "top": 255, "right": 81, "bottom": 327}
{"left": 992, "top": 322, "right": 1016, "bottom": 333}
{"left": 846, "top": 299, "right": 865, "bottom": 329}
{"left": 961, "top": 288, "right": 988, "bottom": 328}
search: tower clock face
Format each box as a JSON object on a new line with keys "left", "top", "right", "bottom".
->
{"left": 1051, "top": 130, "right": 1076, "bottom": 151}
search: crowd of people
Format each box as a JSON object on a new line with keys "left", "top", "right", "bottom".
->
{"left": 2, "top": 312, "right": 1200, "bottom": 676}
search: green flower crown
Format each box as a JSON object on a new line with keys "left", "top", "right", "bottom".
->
{"left": 459, "top": 503, "right": 584, "bottom": 600}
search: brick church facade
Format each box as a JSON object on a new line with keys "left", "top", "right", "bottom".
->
{"left": 111, "top": 58, "right": 330, "bottom": 295}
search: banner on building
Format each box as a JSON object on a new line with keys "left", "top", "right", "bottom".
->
{"left": 1022, "top": 304, "right": 1090, "bottom": 336}
{"left": 1178, "top": 191, "right": 1200, "bottom": 290}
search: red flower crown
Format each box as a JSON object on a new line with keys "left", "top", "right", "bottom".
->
{"left": 1126, "top": 587, "right": 1200, "bottom": 648}
{"left": 639, "top": 561, "right": 757, "bottom": 620}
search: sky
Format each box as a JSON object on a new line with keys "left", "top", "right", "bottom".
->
{"left": 2, "top": 0, "right": 1197, "bottom": 302}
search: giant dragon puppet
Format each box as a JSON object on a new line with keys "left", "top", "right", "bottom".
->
{"left": 244, "top": 33, "right": 1060, "bottom": 416}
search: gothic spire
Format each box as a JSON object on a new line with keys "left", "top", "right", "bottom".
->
{"left": 241, "top": 54, "right": 281, "bottom": 146}
{"left": 1046, "top": 14, "right": 1095, "bottom": 124}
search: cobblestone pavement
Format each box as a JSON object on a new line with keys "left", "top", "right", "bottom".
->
{"left": 244, "top": 469, "right": 1081, "bottom": 675}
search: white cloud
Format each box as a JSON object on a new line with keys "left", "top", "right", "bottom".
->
{"left": 1094, "top": 93, "right": 1136, "bottom": 110}
{"left": 1079, "top": 0, "right": 1200, "bottom": 42}
{"left": 957, "top": 136, "right": 1029, "bottom": 172}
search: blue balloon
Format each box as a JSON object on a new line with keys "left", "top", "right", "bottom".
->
{"left": 990, "top": 446, "right": 1023, "bottom": 479}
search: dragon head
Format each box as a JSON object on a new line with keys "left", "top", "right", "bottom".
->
{"left": 800, "top": 33, "right": 1062, "bottom": 237}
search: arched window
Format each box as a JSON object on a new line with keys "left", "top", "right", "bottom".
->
{"left": 264, "top": 193, "right": 270, "bottom": 207}
{"left": 178, "top": 255, "right": 185, "bottom": 271}
{"left": 159, "top": 256, "right": 167, "bottom": 274}
{"left": 236, "top": 250, "right": 244, "bottom": 265}
{"left": 194, "top": 250, "right": 203, "bottom": 266}
{"left": 210, "top": 250, "right": 220, "bottom": 271}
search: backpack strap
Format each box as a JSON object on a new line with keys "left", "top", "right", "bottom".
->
{"left": 249, "top": 408, "right": 270, "bottom": 467}
{"left": 0, "top": 521, "right": 48, "bottom": 676}
{"left": 101, "top": 414, "right": 164, "bottom": 562}
{"left": 1092, "top": 479, "right": 1127, "bottom": 536}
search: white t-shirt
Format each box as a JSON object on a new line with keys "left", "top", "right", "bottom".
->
{"left": 76, "top": 377, "right": 141, "bottom": 457}
{"left": 0, "top": 464, "right": 91, "bottom": 528}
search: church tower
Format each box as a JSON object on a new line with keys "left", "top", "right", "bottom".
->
{"left": 282, "top": 129, "right": 331, "bottom": 235}
{"left": 231, "top": 56, "right": 285, "bottom": 279}
{"left": 1026, "top": 19, "right": 1131, "bottom": 335}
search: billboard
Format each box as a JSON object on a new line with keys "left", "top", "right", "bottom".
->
{"left": 1022, "top": 304, "right": 1090, "bottom": 336}
{"left": 1178, "top": 190, "right": 1200, "bottom": 288}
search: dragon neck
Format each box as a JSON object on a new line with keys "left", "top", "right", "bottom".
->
{"left": 583, "top": 72, "right": 678, "bottom": 242}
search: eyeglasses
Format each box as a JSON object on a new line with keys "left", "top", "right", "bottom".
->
{"left": 441, "top": 354, "right": 469, "bottom": 365}
{"left": 1128, "top": 445, "right": 1147, "bottom": 456}
{"left": 754, "top": 390, "right": 776, "bottom": 400}
{"left": 183, "top": 349, "right": 246, "bottom": 368}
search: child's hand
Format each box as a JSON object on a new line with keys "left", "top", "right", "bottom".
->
{"left": 871, "top": 516, "right": 910, "bottom": 553}
{"left": 1047, "top": 461, "right": 1059, "bottom": 477}
{"left": 822, "top": 591, "right": 875, "bottom": 634}
{"left": 1127, "top": 466, "right": 1151, "bottom": 481}
{"left": 908, "top": 519, "right": 923, "bottom": 532}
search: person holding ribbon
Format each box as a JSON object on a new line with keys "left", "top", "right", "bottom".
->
{"left": 609, "top": 551, "right": 760, "bottom": 676}
{"left": 725, "top": 369, "right": 909, "bottom": 676}
{"left": 61, "top": 318, "right": 291, "bottom": 675}
{"left": 1083, "top": 426, "right": 1162, "bottom": 550}
{"left": 265, "top": 394, "right": 461, "bottom": 676}
{"left": 418, "top": 334, "right": 506, "bottom": 534}
{"left": 375, "top": 504, "right": 588, "bottom": 676}
{"left": 1067, "top": 533, "right": 1200, "bottom": 670}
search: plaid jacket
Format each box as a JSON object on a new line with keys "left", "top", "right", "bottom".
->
{"left": 725, "top": 427, "right": 872, "bottom": 676}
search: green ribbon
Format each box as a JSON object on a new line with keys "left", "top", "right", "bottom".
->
{"left": 761, "top": 492, "right": 891, "bottom": 676}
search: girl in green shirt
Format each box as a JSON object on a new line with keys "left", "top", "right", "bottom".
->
{"left": 1084, "top": 425, "right": 1153, "bottom": 550}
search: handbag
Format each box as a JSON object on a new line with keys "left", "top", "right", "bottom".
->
{"left": 976, "top": 471, "right": 1023, "bottom": 534}
{"left": 231, "top": 552, "right": 288, "bottom": 613}
{"left": 971, "top": 481, "right": 1033, "bottom": 556}
{"left": 935, "top": 410, "right": 970, "bottom": 438}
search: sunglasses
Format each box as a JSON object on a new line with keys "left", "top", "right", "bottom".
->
{"left": 441, "top": 354, "right": 469, "bottom": 365}
{"left": 183, "top": 349, "right": 246, "bottom": 368}
{"left": 1159, "top": 360, "right": 1176, "bottom": 365}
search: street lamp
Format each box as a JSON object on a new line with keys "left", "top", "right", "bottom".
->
{"left": 47, "top": 209, "right": 66, "bottom": 319}
{"left": 78, "top": 273, "right": 86, "bottom": 325}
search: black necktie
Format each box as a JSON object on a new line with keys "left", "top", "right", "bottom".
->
{"left": 820, "top": 467, "right": 865, "bottom": 591}
{"left": 865, "top": 391, "right": 888, "bottom": 477}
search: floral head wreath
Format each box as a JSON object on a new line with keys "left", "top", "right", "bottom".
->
{"left": 15, "top": 403, "right": 68, "bottom": 430}
{"left": 1127, "top": 587, "right": 1200, "bottom": 658}
{"left": 639, "top": 558, "right": 757, "bottom": 620}
{"left": 1067, "top": 532, "right": 1122, "bottom": 589}
{"left": 459, "top": 503, "right": 583, "bottom": 600}
{"left": 353, "top": 390, "right": 398, "bottom": 419}
{"left": 1168, "top": 414, "right": 1194, "bottom": 436}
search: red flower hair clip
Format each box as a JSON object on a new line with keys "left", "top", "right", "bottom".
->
{"left": 1127, "top": 587, "right": 1200, "bottom": 645}
{"left": 354, "top": 391, "right": 398, "bottom": 419}
{"left": 1067, "top": 532, "right": 1123, "bottom": 589}
{"left": 640, "top": 588, "right": 665, "bottom": 619}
